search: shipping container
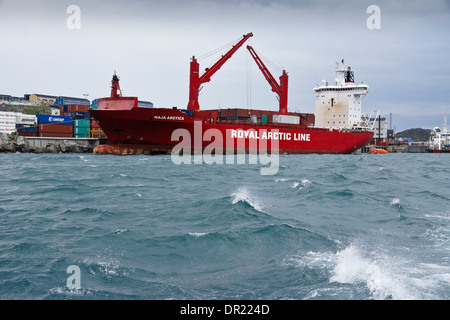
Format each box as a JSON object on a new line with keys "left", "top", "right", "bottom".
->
{"left": 16, "top": 114, "right": 37, "bottom": 125}
{"left": 0, "top": 119, "right": 16, "bottom": 126}
{"left": 0, "top": 127, "right": 16, "bottom": 133}
{"left": 39, "top": 124, "right": 74, "bottom": 134}
{"left": 71, "top": 112, "right": 90, "bottom": 120}
{"left": 272, "top": 114, "right": 300, "bottom": 125}
{"left": 16, "top": 124, "right": 35, "bottom": 128}
{"left": 73, "top": 127, "right": 90, "bottom": 135}
{"left": 59, "top": 105, "right": 68, "bottom": 113}
{"left": 68, "top": 104, "right": 90, "bottom": 113}
{"left": 74, "top": 119, "right": 91, "bottom": 128}
{"left": 18, "top": 131, "right": 37, "bottom": 137}
{"left": 37, "top": 115, "right": 73, "bottom": 125}
{"left": 0, "top": 112, "right": 17, "bottom": 118}
{"left": 17, "top": 126, "right": 37, "bottom": 133}
{"left": 38, "top": 132, "right": 73, "bottom": 138}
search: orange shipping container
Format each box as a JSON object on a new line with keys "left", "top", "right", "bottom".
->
{"left": 39, "top": 124, "right": 74, "bottom": 134}
{"left": 68, "top": 104, "right": 90, "bottom": 113}
{"left": 38, "top": 132, "right": 73, "bottom": 138}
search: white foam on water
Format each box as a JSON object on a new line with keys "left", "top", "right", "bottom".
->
{"left": 288, "top": 243, "right": 448, "bottom": 300}
{"left": 329, "top": 245, "right": 443, "bottom": 300}
{"left": 291, "top": 182, "right": 300, "bottom": 189}
{"left": 49, "top": 286, "right": 94, "bottom": 296}
{"left": 188, "top": 232, "right": 209, "bottom": 238}
{"left": 231, "top": 187, "right": 264, "bottom": 212}
{"left": 389, "top": 198, "right": 401, "bottom": 206}
{"left": 301, "top": 178, "right": 311, "bottom": 188}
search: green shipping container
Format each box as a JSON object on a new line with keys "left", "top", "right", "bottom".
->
{"left": 74, "top": 127, "right": 90, "bottom": 135}
{"left": 74, "top": 119, "right": 91, "bottom": 128}
{"left": 262, "top": 115, "right": 268, "bottom": 124}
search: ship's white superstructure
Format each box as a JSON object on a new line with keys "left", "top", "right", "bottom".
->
{"left": 429, "top": 116, "right": 450, "bottom": 151}
{"left": 314, "top": 60, "right": 368, "bottom": 129}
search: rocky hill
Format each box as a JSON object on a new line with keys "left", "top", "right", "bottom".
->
{"left": 395, "top": 128, "right": 431, "bottom": 142}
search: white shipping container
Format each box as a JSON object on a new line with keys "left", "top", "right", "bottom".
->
{"left": 0, "top": 119, "right": 17, "bottom": 126}
{"left": 272, "top": 114, "right": 300, "bottom": 125}
{"left": 0, "top": 122, "right": 16, "bottom": 128}
{"left": 0, "top": 112, "right": 17, "bottom": 118}
{"left": 0, "top": 117, "right": 16, "bottom": 123}
{"left": 0, "top": 127, "right": 16, "bottom": 133}
{"left": 16, "top": 114, "right": 37, "bottom": 125}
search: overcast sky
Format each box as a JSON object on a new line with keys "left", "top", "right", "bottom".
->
{"left": 1, "top": 0, "right": 449, "bottom": 131}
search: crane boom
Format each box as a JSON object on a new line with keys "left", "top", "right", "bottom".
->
{"left": 247, "top": 45, "right": 288, "bottom": 115}
{"left": 187, "top": 33, "right": 253, "bottom": 112}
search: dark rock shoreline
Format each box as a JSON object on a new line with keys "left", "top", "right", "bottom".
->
{"left": 0, "top": 133, "right": 93, "bottom": 153}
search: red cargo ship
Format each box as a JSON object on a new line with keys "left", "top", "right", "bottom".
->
{"left": 90, "top": 33, "right": 373, "bottom": 155}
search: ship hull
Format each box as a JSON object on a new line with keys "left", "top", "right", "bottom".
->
{"left": 90, "top": 108, "right": 373, "bottom": 155}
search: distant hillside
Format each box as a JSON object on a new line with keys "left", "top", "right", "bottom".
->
{"left": 395, "top": 128, "right": 431, "bottom": 141}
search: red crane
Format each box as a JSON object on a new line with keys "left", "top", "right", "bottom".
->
{"left": 187, "top": 33, "right": 253, "bottom": 112}
{"left": 246, "top": 45, "right": 288, "bottom": 115}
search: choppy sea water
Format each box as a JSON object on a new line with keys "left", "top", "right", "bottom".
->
{"left": 0, "top": 152, "right": 449, "bottom": 300}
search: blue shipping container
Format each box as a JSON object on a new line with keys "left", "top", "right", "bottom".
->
{"left": 71, "top": 112, "right": 90, "bottom": 120}
{"left": 37, "top": 115, "right": 73, "bottom": 125}
{"left": 17, "top": 126, "right": 37, "bottom": 133}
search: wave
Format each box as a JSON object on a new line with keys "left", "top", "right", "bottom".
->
{"left": 296, "top": 243, "right": 446, "bottom": 300}
{"left": 231, "top": 187, "right": 264, "bottom": 212}
{"left": 188, "top": 232, "right": 210, "bottom": 238}
{"left": 330, "top": 244, "right": 444, "bottom": 300}
{"left": 389, "top": 197, "right": 404, "bottom": 210}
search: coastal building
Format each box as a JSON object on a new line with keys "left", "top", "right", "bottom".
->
{"left": 27, "top": 94, "right": 57, "bottom": 105}
{"left": 1, "top": 94, "right": 33, "bottom": 105}
{"left": 54, "top": 96, "right": 90, "bottom": 106}
{"left": 0, "top": 94, "right": 11, "bottom": 102}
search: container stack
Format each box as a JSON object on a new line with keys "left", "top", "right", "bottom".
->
{"left": 37, "top": 115, "right": 73, "bottom": 138}
{"left": 73, "top": 119, "right": 91, "bottom": 138}
{"left": 59, "top": 104, "right": 90, "bottom": 118}
{"left": 16, "top": 114, "right": 38, "bottom": 137}
{"left": 0, "top": 112, "right": 17, "bottom": 134}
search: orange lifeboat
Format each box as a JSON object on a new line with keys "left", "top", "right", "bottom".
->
{"left": 369, "top": 146, "right": 388, "bottom": 154}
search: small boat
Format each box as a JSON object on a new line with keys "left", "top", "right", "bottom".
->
{"left": 369, "top": 146, "right": 388, "bottom": 154}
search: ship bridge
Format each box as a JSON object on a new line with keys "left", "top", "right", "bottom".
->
{"left": 314, "top": 60, "right": 368, "bottom": 129}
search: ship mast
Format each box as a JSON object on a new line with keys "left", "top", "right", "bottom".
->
{"left": 110, "top": 71, "right": 122, "bottom": 98}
